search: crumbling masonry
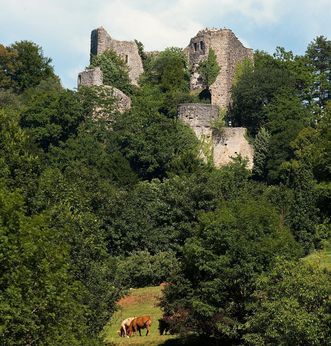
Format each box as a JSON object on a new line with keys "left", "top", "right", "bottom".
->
{"left": 77, "top": 26, "right": 254, "bottom": 168}
{"left": 185, "top": 28, "right": 253, "bottom": 109}
{"left": 90, "top": 27, "right": 143, "bottom": 85}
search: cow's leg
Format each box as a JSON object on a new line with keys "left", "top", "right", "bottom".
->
{"left": 138, "top": 327, "right": 142, "bottom": 336}
{"left": 146, "top": 321, "right": 151, "bottom": 336}
{"left": 124, "top": 324, "right": 130, "bottom": 338}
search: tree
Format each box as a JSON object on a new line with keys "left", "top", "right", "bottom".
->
{"left": 279, "top": 162, "right": 320, "bottom": 252}
{"left": 115, "top": 250, "right": 180, "bottom": 288}
{"left": 146, "top": 47, "right": 189, "bottom": 93}
{"left": 232, "top": 57, "right": 254, "bottom": 87}
{"left": 20, "top": 89, "right": 84, "bottom": 152}
{"left": 160, "top": 195, "right": 301, "bottom": 343}
{"left": 289, "top": 107, "right": 331, "bottom": 220}
{"left": 104, "top": 162, "right": 250, "bottom": 256}
{"left": 306, "top": 36, "right": 331, "bottom": 107}
{"left": 9, "top": 41, "right": 55, "bottom": 93}
{"left": 252, "top": 127, "right": 271, "bottom": 180}
{"left": 29, "top": 167, "right": 125, "bottom": 337}
{"left": 265, "top": 88, "right": 311, "bottom": 182}
{"left": 273, "top": 47, "right": 315, "bottom": 104}
{"left": 0, "top": 108, "right": 39, "bottom": 195}
{"left": 112, "top": 109, "right": 199, "bottom": 180}
{"left": 0, "top": 187, "right": 100, "bottom": 346}
{"left": 230, "top": 51, "right": 296, "bottom": 135}
{"left": 244, "top": 258, "right": 330, "bottom": 346}
{"left": 89, "top": 49, "right": 133, "bottom": 95}
{"left": 198, "top": 48, "right": 220, "bottom": 89}
{"left": 0, "top": 44, "right": 18, "bottom": 90}
{"left": 142, "top": 47, "right": 191, "bottom": 117}
{"left": 134, "top": 39, "right": 147, "bottom": 68}
{"left": 291, "top": 105, "right": 331, "bottom": 183}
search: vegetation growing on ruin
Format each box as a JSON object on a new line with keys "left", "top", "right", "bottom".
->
{"left": 198, "top": 48, "right": 220, "bottom": 88}
{"left": 90, "top": 49, "right": 133, "bottom": 95}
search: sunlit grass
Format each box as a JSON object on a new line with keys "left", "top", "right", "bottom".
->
{"left": 304, "top": 241, "right": 331, "bottom": 271}
{"left": 102, "top": 286, "right": 177, "bottom": 346}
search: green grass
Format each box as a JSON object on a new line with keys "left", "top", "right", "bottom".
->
{"left": 304, "top": 242, "right": 331, "bottom": 271}
{"left": 102, "top": 286, "right": 177, "bottom": 346}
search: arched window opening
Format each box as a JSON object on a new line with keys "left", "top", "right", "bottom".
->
{"left": 198, "top": 89, "right": 212, "bottom": 103}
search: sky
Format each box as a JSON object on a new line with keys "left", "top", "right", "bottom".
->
{"left": 0, "top": 0, "right": 330, "bottom": 89}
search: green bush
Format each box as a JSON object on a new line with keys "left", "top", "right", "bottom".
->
{"left": 115, "top": 251, "right": 180, "bottom": 288}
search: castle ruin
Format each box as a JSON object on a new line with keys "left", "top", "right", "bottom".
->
{"left": 178, "top": 103, "right": 253, "bottom": 168}
{"left": 90, "top": 27, "right": 143, "bottom": 85}
{"left": 78, "top": 26, "right": 254, "bottom": 169}
{"left": 77, "top": 67, "right": 131, "bottom": 114}
{"left": 185, "top": 28, "right": 253, "bottom": 109}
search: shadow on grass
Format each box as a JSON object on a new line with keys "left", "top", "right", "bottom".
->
{"left": 159, "top": 334, "right": 229, "bottom": 346}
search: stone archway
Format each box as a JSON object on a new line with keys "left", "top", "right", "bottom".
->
{"left": 198, "top": 88, "right": 211, "bottom": 103}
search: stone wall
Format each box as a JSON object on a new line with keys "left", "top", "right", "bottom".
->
{"left": 213, "top": 127, "right": 254, "bottom": 169}
{"left": 77, "top": 67, "right": 103, "bottom": 86}
{"left": 109, "top": 86, "right": 131, "bottom": 113}
{"left": 91, "top": 86, "right": 131, "bottom": 118}
{"left": 77, "top": 69, "right": 131, "bottom": 114}
{"left": 90, "top": 27, "right": 143, "bottom": 85}
{"left": 178, "top": 103, "right": 253, "bottom": 169}
{"left": 82, "top": 26, "right": 254, "bottom": 167}
{"left": 186, "top": 28, "right": 253, "bottom": 109}
{"left": 178, "top": 103, "right": 218, "bottom": 139}
{"left": 90, "top": 27, "right": 112, "bottom": 58}
{"left": 87, "top": 26, "right": 252, "bottom": 104}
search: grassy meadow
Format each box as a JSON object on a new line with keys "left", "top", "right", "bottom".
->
{"left": 102, "top": 286, "right": 178, "bottom": 346}
{"left": 304, "top": 241, "right": 331, "bottom": 271}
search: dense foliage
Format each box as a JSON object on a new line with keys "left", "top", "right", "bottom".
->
{"left": 198, "top": 48, "right": 220, "bottom": 88}
{"left": 0, "top": 35, "right": 330, "bottom": 346}
{"left": 90, "top": 50, "right": 133, "bottom": 95}
{"left": 0, "top": 41, "right": 56, "bottom": 93}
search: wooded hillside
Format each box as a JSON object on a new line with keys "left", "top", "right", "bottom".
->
{"left": 0, "top": 37, "right": 330, "bottom": 345}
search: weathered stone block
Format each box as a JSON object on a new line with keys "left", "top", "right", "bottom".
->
{"left": 178, "top": 103, "right": 219, "bottom": 139}
{"left": 77, "top": 67, "right": 103, "bottom": 87}
{"left": 178, "top": 103, "right": 254, "bottom": 169}
{"left": 213, "top": 127, "right": 254, "bottom": 169}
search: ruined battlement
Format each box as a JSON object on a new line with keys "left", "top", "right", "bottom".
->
{"left": 78, "top": 67, "right": 103, "bottom": 87}
{"left": 178, "top": 103, "right": 219, "bottom": 138}
{"left": 78, "top": 26, "right": 254, "bottom": 169}
{"left": 186, "top": 28, "right": 253, "bottom": 109}
{"left": 178, "top": 103, "right": 254, "bottom": 168}
{"left": 90, "top": 27, "right": 143, "bottom": 85}
{"left": 84, "top": 26, "right": 252, "bottom": 107}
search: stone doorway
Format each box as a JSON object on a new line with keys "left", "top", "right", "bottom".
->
{"left": 198, "top": 89, "right": 211, "bottom": 103}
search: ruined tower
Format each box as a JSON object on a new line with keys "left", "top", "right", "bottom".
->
{"left": 78, "top": 26, "right": 254, "bottom": 168}
{"left": 186, "top": 28, "right": 253, "bottom": 109}
{"left": 90, "top": 27, "right": 143, "bottom": 85}
{"left": 179, "top": 28, "right": 254, "bottom": 169}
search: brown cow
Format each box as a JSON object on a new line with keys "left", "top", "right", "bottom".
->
{"left": 128, "top": 315, "right": 152, "bottom": 337}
